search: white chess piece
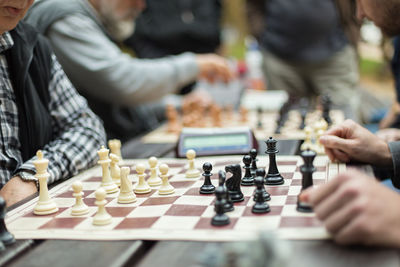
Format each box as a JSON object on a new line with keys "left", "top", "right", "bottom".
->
{"left": 93, "top": 188, "right": 112, "bottom": 226}
{"left": 147, "top": 157, "right": 162, "bottom": 186}
{"left": 118, "top": 167, "right": 137, "bottom": 203}
{"left": 185, "top": 149, "right": 200, "bottom": 178}
{"left": 315, "top": 129, "right": 325, "bottom": 155}
{"left": 33, "top": 150, "right": 59, "bottom": 215}
{"left": 97, "top": 146, "right": 119, "bottom": 194}
{"left": 300, "top": 126, "right": 313, "bottom": 151}
{"left": 134, "top": 163, "right": 151, "bottom": 194}
{"left": 108, "top": 139, "right": 123, "bottom": 164}
{"left": 110, "top": 153, "right": 121, "bottom": 187}
{"left": 158, "top": 164, "right": 175, "bottom": 195}
{"left": 71, "top": 181, "right": 89, "bottom": 216}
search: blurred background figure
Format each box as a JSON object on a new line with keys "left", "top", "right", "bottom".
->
{"left": 246, "top": 0, "right": 361, "bottom": 120}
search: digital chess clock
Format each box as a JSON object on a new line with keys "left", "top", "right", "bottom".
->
{"left": 176, "top": 127, "right": 258, "bottom": 158}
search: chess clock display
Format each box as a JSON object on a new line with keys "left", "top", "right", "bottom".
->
{"left": 176, "top": 127, "right": 258, "bottom": 157}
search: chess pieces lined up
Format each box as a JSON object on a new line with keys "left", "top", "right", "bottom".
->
{"left": 300, "top": 119, "right": 328, "bottom": 154}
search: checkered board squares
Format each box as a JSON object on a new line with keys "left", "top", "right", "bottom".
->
{"left": 5, "top": 155, "right": 344, "bottom": 242}
{"left": 141, "top": 109, "right": 345, "bottom": 143}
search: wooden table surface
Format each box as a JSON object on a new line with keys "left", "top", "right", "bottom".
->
{"left": 2, "top": 138, "right": 400, "bottom": 267}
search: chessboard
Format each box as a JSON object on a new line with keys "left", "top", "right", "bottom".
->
{"left": 5, "top": 155, "right": 345, "bottom": 242}
{"left": 141, "top": 109, "right": 345, "bottom": 144}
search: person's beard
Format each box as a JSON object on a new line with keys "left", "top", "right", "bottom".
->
{"left": 98, "top": 0, "right": 139, "bottom": 41}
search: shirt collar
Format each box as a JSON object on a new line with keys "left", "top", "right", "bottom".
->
{"left": 0, "top": 32, "right": 14, "bottom": 53}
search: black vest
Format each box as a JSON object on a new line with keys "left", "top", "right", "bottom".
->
{"left": 4, "top": 22, "right": 53, "bottom": 161}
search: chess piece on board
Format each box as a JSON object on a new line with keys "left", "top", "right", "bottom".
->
{"left": 185, "top": 149, "right": 201, "bottom": 178}
{"left": 218, "top": 171, "right": 234, "bottom": 212}
{"left": 110, "top": 153, "right": 121, "bottom": 187}
{"left": 158, "top": 164, "right": 175, "bottom": 195}
{"left": 0, "top": 196, "right": 15, "bottom": 246}
{"left": 93, "top": 188, "right": 112, "bottom": 226}
{"left": 249, "top": 148, "right": 258, "bottom": 177}
{"left": 300, "top": 126, "right": 313, "bottom": 151}
{"left": 134, "top": 163, "right": 151, "bottom": 194}
{"left": 252, "top": 176, "right": 271, "bottom": 214}
{"left": 225, "top": 164, "right": 244, "bottom": 202}
{"left": 71, "top": 181, "right": 89, "bottom": 216}
{"left": 254, "top": 168, "right": 270, "bottom": 201}
{"left": 118, "top": 167, "right": 137, "bottom": 203}
{"left": 211, "top": 184, "right": 230, "bottom": 226}
{"left": 200, "top": 162, "right": 215, "bottom": 194}
{"left": 97, "top": 146, "right": 119, "bottom": 194}
{"left": 265, "top": 137, "right": 285, "bottom": 185}
{"left": 299, "top": 97, "right": 309, "bottom": 130}
{"left": 297, "top": 149, "right": 316, "bottom": 213}
{"left": 108, "top": 139, "right": 123, "bottom": 163}
{"left": 321, "top": 95, "right": 332, "bottom": 125}
{"left": 241, "top": 155, "right": 254, "bottom": 186}
{"left": 33, "top": 150, "right": 59, "bottom": 215}
{"left": 147, "top": 157, "right": 162, "bottom": 187}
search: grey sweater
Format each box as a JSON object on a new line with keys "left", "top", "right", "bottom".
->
{"left": 25, "top": 0, "right": 199, "bottom": 140}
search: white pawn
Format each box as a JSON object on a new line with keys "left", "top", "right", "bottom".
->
{"left": 71, "top": 181, "right": 89, "bottom": 216}
{"left": 110, "top": 153, "right": 121, "bottom": 187}
{"left": 97, "top": 146, "right": 118, "bottom": 194}
{"left": 158, "top": 164, "right": 175, "bottom": 195}
{"left": 33, "top": 150, "right": 58, "bottom": 215}
{"left": 300, "top": 126, "right": 313, "bottom": 151}
{"left": 134, "top": 163, "right": 151, "bottom": 194}
{"left": 118, "top": 167, "right": 137, "bottom": 204}
{"left": 147, "top": 157, "right": 162, "bottom": 187}
{"left": 185, "top": 149, "right": 200, "bottom": 178}
{"left": 93, "top": 188, "right": 112, "bottom": 226}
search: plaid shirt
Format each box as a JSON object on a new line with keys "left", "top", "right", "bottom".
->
{"left": 0, "top": 31, "right": 106, "bottom": 188}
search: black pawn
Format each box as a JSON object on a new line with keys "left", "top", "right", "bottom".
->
{"left": 200, "top": 162, "right": 215, "bottom": 194}
{"left": 218, "top": 171, "right": 234, "bottom": 212}
{"left": 241, "top": 155, "right": 254, "bottom": 186}
{"left": 252, "top": 176, "right": 270, "bottom": 214}
{"left": 211, "top": 186, "right": 230, "bottom": 226}
{"left": 249, "top": 148, "right": 258, "bottom": 176}
{"left": 253, "top": 168, "right": 270, "bottom": 201}
{"left": 297, "top": 149, "right": 316, "bottom": 213}
{"left": 299, "top": 98, "right": 309, "bottom": 130}
{"left": 0, "top": 197, "right": 15, "bottom": 246}
{"left": 265, "top": 137, "right": 284, "bottom": 185}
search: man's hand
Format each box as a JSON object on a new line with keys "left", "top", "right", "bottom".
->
{"left": 319, "top": 119, "right": 392, "bottom": 166}
{"left": 376, "top": 128, "right": 400, "bottom": 143}
{"left": 0, "top": 176, "right": 37, "bottom": 207}
{"left": 196, "top": 54, "right": 233, "bottom": 83}
{"left": 301, "top": 170, "right": 400, "bottom": 247}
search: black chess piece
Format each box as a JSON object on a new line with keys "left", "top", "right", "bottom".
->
{"left": 249, "top": 148, "right": 258, "bottom": 177}
{"left": 265, "top": 137, "right": 285, "bottom": 185}
{"left": 211, "top": 185, "right": 230, "bottom": 226}
{"left": 257, "top": 107, "right": 263, "bottom": 129}
{"left": 0, "top": 197, "right": 15, "bottom": 246}
{"left": 299, "top": 98, "right": 309, "bottom": 130}
{"left": 241, "top": 155, "right": 254, "bottom": 186}
{"left": 321, "top": 95, "right": 332, "bottom": 125}
{"left": 252, "top": 176, "right": 271, "bottom": 214}
{"left": 218, "top": 170, "right": 234, "bottom": 212}
{"left": 296, "top": 149, "right": 316, "bottom": 213}
{"left": 274, "top": 97, "right": 292, "bottom": 134}
{"left": 225, "top": 164, "right": 244, "bottom": 202}
{"left": 253, "top": 168, "right": 270, "bottom": 201}
{"left": 200, "top": 162, "right": 215, "bottom": 194}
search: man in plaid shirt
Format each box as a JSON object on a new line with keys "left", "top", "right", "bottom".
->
{"left": 0, "top": 0, "right": 106, "bottom": 207}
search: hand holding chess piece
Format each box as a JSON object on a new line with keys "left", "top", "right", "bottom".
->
{"left": 33, "top": 150, "right": 59, "bottom": 215}
{"left": 71, "top": 181, "right": 89, "bottom": 216}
